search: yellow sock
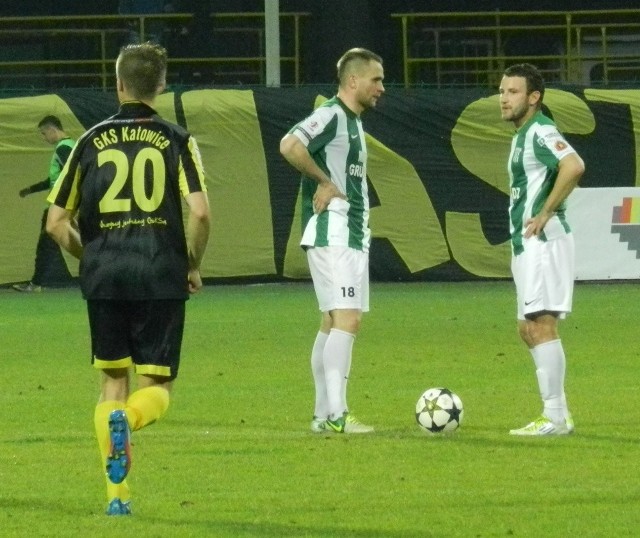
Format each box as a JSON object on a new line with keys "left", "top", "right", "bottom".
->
{"left": 94, "top": 400, "right": 130, "bottom": 502}
{"left": 125, "top": 386, "right": 170, "bottom": 432}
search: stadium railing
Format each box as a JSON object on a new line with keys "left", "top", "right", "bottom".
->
{"left": 0, "top": 11, "right": 309, "bottom": 90}
{"left": 391, "top": 9, "right": 640, "bottom": 87}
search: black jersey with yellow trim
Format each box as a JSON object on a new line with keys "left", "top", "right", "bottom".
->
{"left": 49, "top": 101, "right": 207, "bottom": 300}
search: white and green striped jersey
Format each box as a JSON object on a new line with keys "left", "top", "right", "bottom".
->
{"left": 507, "top": 111, "right": 576, "bottom": 256}
{"left": 290, "top": 96, "right": 370, "bottom": 252}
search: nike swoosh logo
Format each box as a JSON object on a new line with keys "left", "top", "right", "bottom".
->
{"left": 524, "top": 300, "right": 534, "bottom": 306}
{"left": 350, "top": 134, "right": 358, "bottom": 139}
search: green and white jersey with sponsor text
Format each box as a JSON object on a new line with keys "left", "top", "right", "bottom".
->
{"left": 289, "top": 96, "right": 370, "bottom": 252}
{"left": 508, "top": 111, "right": 577, "bottom": 256}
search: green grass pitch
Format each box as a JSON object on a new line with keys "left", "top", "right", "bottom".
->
{"left": 1, "top": 281, "right": 639, "bottom": 537}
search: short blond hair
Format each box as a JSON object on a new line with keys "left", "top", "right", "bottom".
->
{"left": 116, "top": 42, "right": 167, "bottom": 101}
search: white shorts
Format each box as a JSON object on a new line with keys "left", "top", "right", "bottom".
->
{"left": 511, "top": 234, "right": 575, "bottom": 320}
{"left": 307, "top": 246, "right": 369, "bottom": 312}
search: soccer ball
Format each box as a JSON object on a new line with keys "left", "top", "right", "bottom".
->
{"left": 415, "top": 387, "right": 464, "bottom": 434}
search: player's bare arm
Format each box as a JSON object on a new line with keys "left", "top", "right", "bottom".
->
{"left": 524, "top": 153, "right": 585, "bottom": 238}
{"left": 279, "top": 133, "right": 345, "bottom": 213}
{"left": 46, "top": 204, "right": 83, "bottom": 259}
{"left": 184, "top": 190, "right": 210, "bottom": 293}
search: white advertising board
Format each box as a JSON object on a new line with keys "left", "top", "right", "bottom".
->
{"left": 567, "top": 187, "right": 640, "bottom": 280}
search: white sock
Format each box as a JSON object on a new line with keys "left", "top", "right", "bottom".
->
{"left": 310, "top": 331, "right": 329, "bottom": 419}
{"left": 531, "top": 340, "right": 568, "bottom": 423}
{"left": 561, "top": 393, "right": 571, "bottom": 420}
{"left": 323, "top": 328, "right": 355, "bottom": 421}
{"left": 341, "top": 343, "right": 353, "bottom": 416}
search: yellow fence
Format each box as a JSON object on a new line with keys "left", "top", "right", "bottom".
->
{"left": 3, "top": 10, "right": 640, "bottom": 90}
{"left": 0, "top": 12, "right": 309, "bottom": 90}
{"left": 392, "top": 9, "right": 640, "bottom": 87}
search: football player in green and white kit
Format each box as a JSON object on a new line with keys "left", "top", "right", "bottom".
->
{"left": 499, "top": 63, "right": 585, "bottom": 436}
{"left": 280, "top": 48, "right": 384, "bottom": 434}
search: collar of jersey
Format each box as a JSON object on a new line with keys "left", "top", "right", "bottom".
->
{"left": 516, "top": 110, "right": 545, "bottom": 133}
{"left": 334, "top": 96, "right": 359, "bottom": 119}
{"left": 118, "top": 100, "right": 157, "bottom": 117}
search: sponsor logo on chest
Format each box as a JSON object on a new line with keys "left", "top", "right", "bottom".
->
{"left": 512, "top": 147, "right": 523, "bottom": 163}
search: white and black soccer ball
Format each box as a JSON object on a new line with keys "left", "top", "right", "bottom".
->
{"left": 415, "top": 387, "right": 464, "bottom": 434}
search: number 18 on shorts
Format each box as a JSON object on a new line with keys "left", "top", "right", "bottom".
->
{"left": 307, "top": 246, "right": 370, "bottom": 312}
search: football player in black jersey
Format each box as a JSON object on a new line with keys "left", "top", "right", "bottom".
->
{"left": 47, "top": 42, "right": 210, "bottom": 516}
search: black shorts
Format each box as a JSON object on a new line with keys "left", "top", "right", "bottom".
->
{"left": 87, "top": 299, "right": 186, "bottom": 380}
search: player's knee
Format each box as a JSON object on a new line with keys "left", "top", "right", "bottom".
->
{"left": 527, "top": 321, "right": 558, "bottom": 346}
{"left": 100, "top": 368, "right": 130, "bottom": 401}
{"left": 345, "top": 316, "right": 361, "bottom": 334}
{"left": 331, "top": 309, "right": 362, "bottom": 334}
{"left": 517, "top": 321, "right": 533, "bottom": 346}
{"left": 320, "top": 312, "right": 333, "bottom": 333}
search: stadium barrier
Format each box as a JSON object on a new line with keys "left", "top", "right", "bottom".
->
{"left": 393, "top": 9, "right": 640, "bottom": 87}
{"left": 3, "top": 10, "right": 640, "bottom": 91}
{"left": 0, "top": 12, "right": 308, "bottom": 90}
